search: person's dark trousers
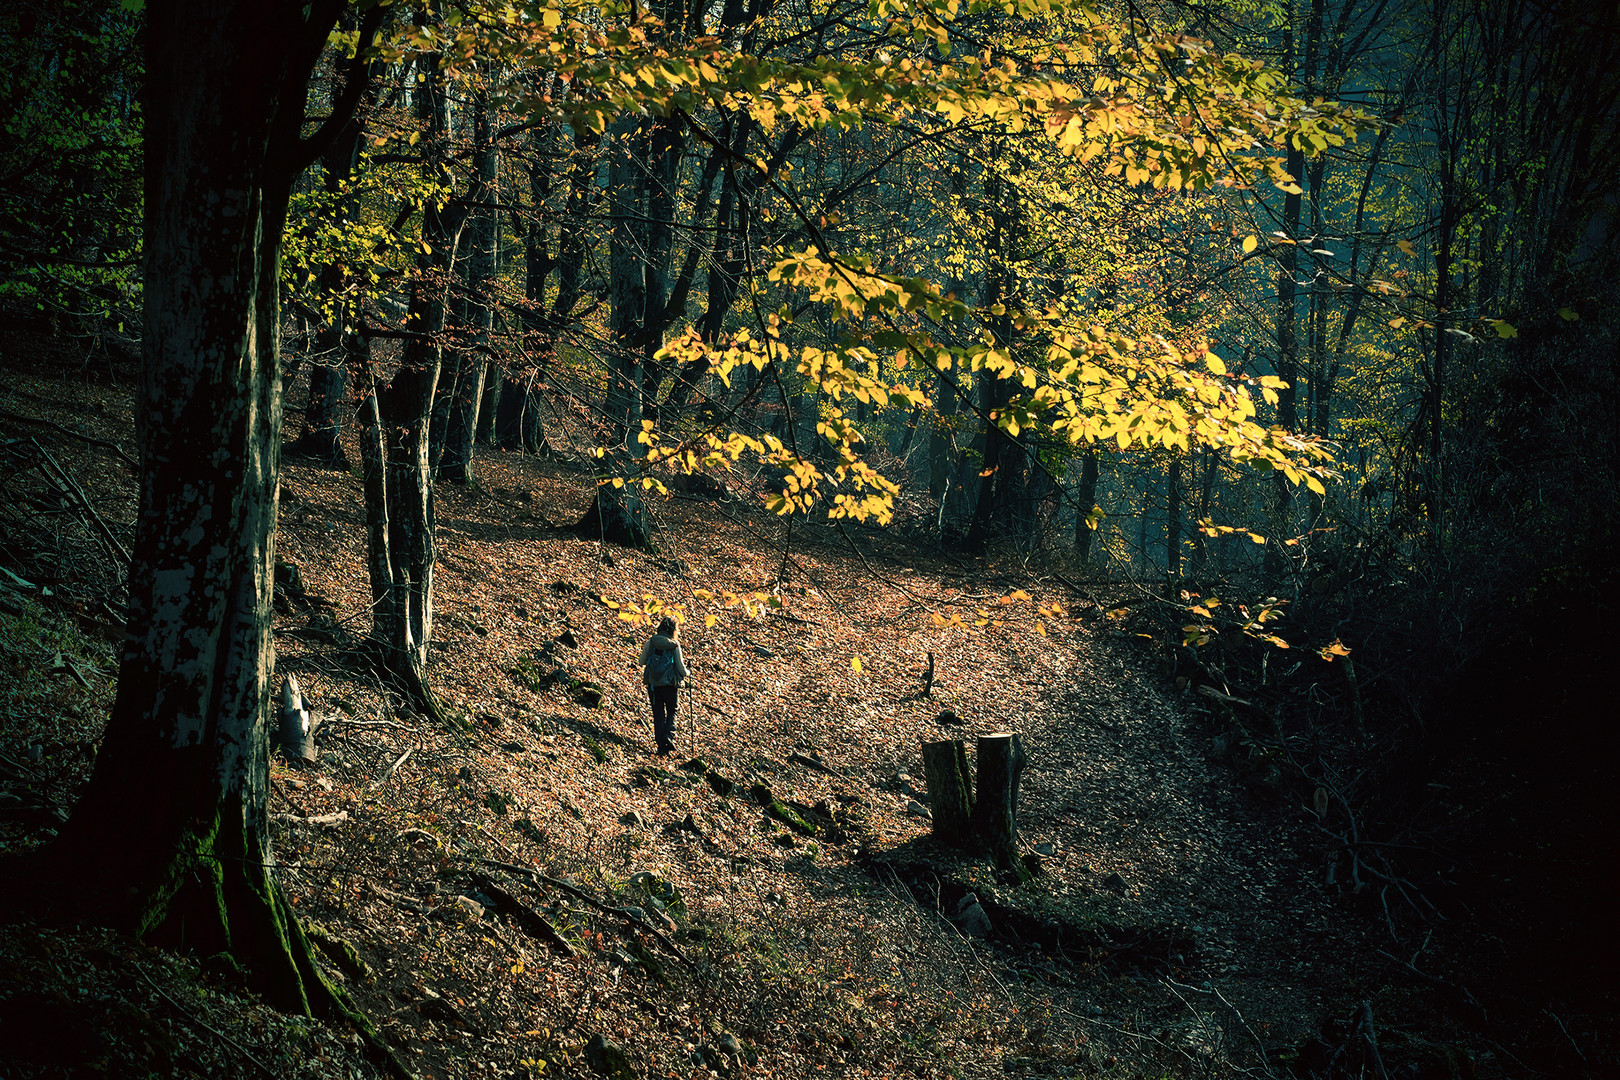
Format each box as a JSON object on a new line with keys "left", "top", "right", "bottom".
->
{"left": 649, "top": 685, "right": 678, "bottom": 754}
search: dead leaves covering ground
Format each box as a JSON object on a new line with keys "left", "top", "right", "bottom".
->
{"left": 0, "top": 346, "right": 1417, "bottom": 1080}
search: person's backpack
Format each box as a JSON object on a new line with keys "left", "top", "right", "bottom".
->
{"left": 646, "top": 645, "right": 678, "bottom": 686}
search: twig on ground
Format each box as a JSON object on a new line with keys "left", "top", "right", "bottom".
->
{"left": 131, "top": 959, "right": 277, "bottom": 1078}
{"left": 533, "top": 872, "right": 693, "bottom": 968}
{"left": 837, "top": 522, "right": 924, "bottom": 604}
{"left": 449, "top": 853, "right": 691, "bottom": 967}
{"left": 32, "top": 437, "right": 131, "bottom": 564}
{"left": 322, "top": 716, "right": 415, "bottom": 731}
{"left": 1376, "top": 949, "right": 1487, "bottom": 1021}
{"left": 466, "top": 871, "right": 576, "bottom": 958}
{"left": 0, "top": 408, "right": 138, "bottom": 469}
{"left": 271, "top": 811, "right": 350, "bottom": 828}
{"left": 1544, "top": 1010, "right": 1588, "bottom": 1063}
{"left": 371, "top": 747, "right": 412, "bottom": 790}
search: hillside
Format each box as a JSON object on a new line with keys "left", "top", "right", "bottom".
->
{"left": 0, "top": 329, "right": 1610, "bottom": 1080}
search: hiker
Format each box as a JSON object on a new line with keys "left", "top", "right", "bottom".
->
{"left": 640, "top": 616, "right": 689, "bottom": 755}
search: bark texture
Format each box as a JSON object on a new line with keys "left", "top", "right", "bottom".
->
{"left": 921, "top": 739, "right": 974, "bottom": 846}
{"left": 970, "top": 732, "right": 1027, "bottom": 871}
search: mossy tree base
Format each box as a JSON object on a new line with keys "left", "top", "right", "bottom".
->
{"left": 3, "top": 744, "right": 413, "bottom": 1079}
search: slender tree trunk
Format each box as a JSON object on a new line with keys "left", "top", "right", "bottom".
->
{"left": 477, "top": 361, "right": 502, "bottom": 446}
{"left": 365, "top": 46, "right": 457, "bottom": 718}
{"left": 287, "top": 21, "right": 376, "bottom": 472}
{"left": 579, "top": 116, "right": 654, "bottom": 548}
{"left": 1166, "top": 456, "right": 1182, "bottom": 591}
{"left": 1190, "top": 448, "right": 1217, "bottom": 587}
{"left": 439, "top": 92, "right": 498, "bottom": 485}
{"left": 638, "top": 114, "right": 683, "bottom": 422}
{"left": 663, "top": 117, "right": 761, "bottom": 416}
{"left": 1267, "top": 141, "right": 1305, "bottom": 576}
{"left": 929, "top": 359, "right": 955, "bottom": 500}
{"left": 606, "top": 115, "right": 646, "bottom": 451}
{"left": 1074, "top": 447, "right": 1100, "bottom": 563}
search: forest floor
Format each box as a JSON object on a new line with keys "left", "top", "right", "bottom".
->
{"left": 0, "top": 331, "right": 1610, "bottom": 1080}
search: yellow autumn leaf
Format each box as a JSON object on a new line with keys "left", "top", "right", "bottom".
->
{"left": 1241, "top": 235, "right": 1258, "bottom": 254}
{"left": 851, "top": 655, "right": 863, "bottom": 673}
{"left": 1396, "top": 239, "right": 1416, "bottom": 256}
{"left": 1317, "top": 638, "right": 1352, "bottom": 660}
{"left": 704, "top": 614, "right": 717, "bottom": 628}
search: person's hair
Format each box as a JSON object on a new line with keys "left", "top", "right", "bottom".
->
{"left": 657, "top": 616, "right": 677, "bottom": 636}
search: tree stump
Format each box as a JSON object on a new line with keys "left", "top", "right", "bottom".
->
{"left": 921, "top": 739, "right": 973, "bottom": 846}
{"left": 970, "top": 732, "right": 1026, "bottom": 870}
{"left": 279, "top": 675, "right": 315, "bottom": 763}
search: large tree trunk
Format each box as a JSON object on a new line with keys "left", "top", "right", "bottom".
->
{"left": 496, "top": 370, "right": 546, "bottom": 453}
{"left": 363, "top": 339, "right": 442, "bottom": 722}
{"left": 12, "top": 0, "right": 381, "bottom": 1035}
{"left": 292, "top": 361, "right": 350, "bottom": 468}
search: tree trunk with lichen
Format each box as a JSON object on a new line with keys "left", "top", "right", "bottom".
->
{"left": 2, "top": 6, "right": 403, "bottom": 1059}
